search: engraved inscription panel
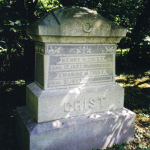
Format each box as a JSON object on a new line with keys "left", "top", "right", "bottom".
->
{"left": 44, "top": 44, "right": 115, "bottom": 89}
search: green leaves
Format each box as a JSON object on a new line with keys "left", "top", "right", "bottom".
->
{"left": 10, "top": 28, "right": 17, "bottom": 32}
{"left": 15, "top": 20, "right": 21, "bottom": 26}
{"left": 9, "top": 20, "right": 21, "bottom": 33}
{"left": 9, "top": 21, "right": 15, "bottom": 26}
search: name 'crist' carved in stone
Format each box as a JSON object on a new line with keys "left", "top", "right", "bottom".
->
{"left": 64, "top": 97, "right": 105, "bottom": 112}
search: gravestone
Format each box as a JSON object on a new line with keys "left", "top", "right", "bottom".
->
{"left": 16, "top": 6, "right": 135, "bottom": 150}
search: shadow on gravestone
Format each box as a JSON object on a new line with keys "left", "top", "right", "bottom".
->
{"left": 16, "top": 6, "right": 135, "bottom": 150}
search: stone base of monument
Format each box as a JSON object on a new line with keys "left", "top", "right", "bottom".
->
{"left": 16, "top": 106, "right": 135, "bottom": 150}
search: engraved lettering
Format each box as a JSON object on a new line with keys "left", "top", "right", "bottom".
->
{"left": 58, "top": 56, "right": 106, "bottom": 64}
{"left": 48, "top": 76, "right": 113, "bottom": 87}
{"left": 84, "top": 99, "right": 88, "bottom": 110}
{"left": 57, "top": 71, "right": 83, "bottom": 78}
{"left": 83, "top": 21, "right": 92, "bottom": 33}
{"left": 50, "top": 63, "right": 112, "bottom": 71}
{"left": 97, "top": 97, "right": 101, "bottom": 107}
{"left": 89, "top": 70, "right": 108, "bottom": 76}
{"left": 45, "top": 44, "right": 115, "bottom": 89}
{"left": 63, "top": 78, "right": 83, "bottom": 85}
{"left": 74, "top": 101, "right": 82, "bottom": 111}
{"left": 85, "top": 23, "right": 90, "bottom": 30}
{"left": 64, "top": 97, "right": 105, "bottom": 112}
{"left": 88, "top": 98, "right": 96, "bottom": 108}
{"left": 64, "top": 103, "right": 72, "bottom": 112}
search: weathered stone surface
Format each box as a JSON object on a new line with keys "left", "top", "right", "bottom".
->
{"left": 16, "top": 106, "right": 135, "bottom": 150}
{"left": 35, "top": 43, "right": 116, "bottom": 90}
{"left": 16, "top": 6, "right": 135, "bottom": 150}
{"left": 26, "top": 82, "right": 124, "bottom": 123}
{"left": 27, "top": 6, "right": 126, "bottom": 44}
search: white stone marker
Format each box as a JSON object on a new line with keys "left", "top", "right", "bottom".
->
{"left": 16, "top": 6, "right": 135, "bottom": 150}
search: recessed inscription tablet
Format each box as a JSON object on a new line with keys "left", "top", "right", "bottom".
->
{"left": 46, "top": 44, "right": 115, "bottom": 88}
{"left": 35, "top": 44, "right": 116, "bottom": 89}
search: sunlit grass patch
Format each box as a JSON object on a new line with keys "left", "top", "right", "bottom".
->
{"left": 116, "top": 48, "right": 130, "bottom": 56}
{"left": 115, "top": 72, "right": 150, "bottom": 88}
{"left": 0, "top": 79, "right": 25, "bottom": 88}
{"left": 112, "top": 72, "right": 150, "bottom": 149}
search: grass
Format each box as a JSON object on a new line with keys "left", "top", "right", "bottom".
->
{"left": 109, "top": 72, "right": 150, "bottom": 150}
{"left": 116, "top": 48, "right": 130, "bottom": 57}
{"left": 98, "top": 71, "right": 150, "bottom": 150}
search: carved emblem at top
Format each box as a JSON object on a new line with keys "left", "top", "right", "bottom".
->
{"left": 83, "top": 20, "right": 92, "bottom": 33}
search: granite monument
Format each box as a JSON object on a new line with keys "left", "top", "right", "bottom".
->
{"left": 16, "top": 6, "right": 135, "bottom": 150}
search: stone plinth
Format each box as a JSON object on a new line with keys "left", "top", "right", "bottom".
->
{"left": 16, "top": 106, "right": 135, "bottom": 150}
{"left": 27, "top": 82, "right": 124, "bottom": 123}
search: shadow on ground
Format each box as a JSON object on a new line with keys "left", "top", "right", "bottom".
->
{"left": 0, "top": 81, "right": 26, "bottom": 149}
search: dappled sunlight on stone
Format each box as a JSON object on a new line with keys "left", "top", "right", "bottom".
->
{"left": 52, "top": 120, "right": 63, "bottom": 128}
{"left": 69, "top": 88, "right": 81, "bottom": 94}
{"left": 88, "top": 114, "right": 101, "bottom": 119}
{"left": 16, "top": 5, "right": 135, "bottom": 150}
{"left": 65, "top": 112, "right": 71, "bottom": 118}
{"left": 108, "top": 104, "right": 116, "bottom": 111}
{"left": 107, "top": 110, "right": 115, "bottom": 115}
{"left": 60, "top": 75, "right": 90, "bottom": 118}
{"left": 122, "top": 109, "right": 129, "bottom": 115}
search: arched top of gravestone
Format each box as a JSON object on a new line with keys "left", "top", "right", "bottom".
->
{"left": 27, "top": 6, "right": 126, "bottom": 43}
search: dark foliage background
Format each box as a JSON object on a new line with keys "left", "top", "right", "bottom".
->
{"left": 0, "top": 0, "right": 150, "bottom": 149}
